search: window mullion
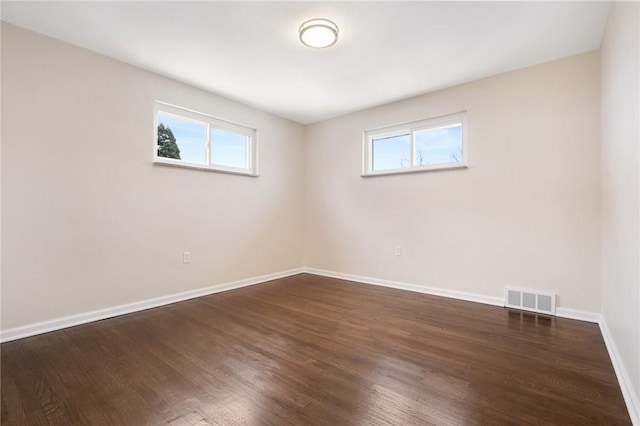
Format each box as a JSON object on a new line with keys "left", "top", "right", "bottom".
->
{"left": 410, "top": 129, "right": 416, "bottom": 167}
{"left": 368, "top": 136, "right": 373, "bottom": 173}
{"left": 245, "top": 135, "right": 250, "bottom": 169}
{"left": 205, "top": 123, "right": 211, "bottom": 166}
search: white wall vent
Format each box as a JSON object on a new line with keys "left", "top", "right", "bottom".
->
{"left": 505, "top": 288, "right": 556, "bottom": 315}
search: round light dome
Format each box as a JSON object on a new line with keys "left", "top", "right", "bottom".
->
{"left": 299, "top": 18, "right": 338, "bottom": 48}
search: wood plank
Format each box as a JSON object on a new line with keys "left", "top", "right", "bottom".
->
{"left": 0, "top": 274, "right": 631, "bottom": 425}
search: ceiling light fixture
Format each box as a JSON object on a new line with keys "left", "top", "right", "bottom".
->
{"left": 299, "top": 18, "right": 339, "bottom": 48}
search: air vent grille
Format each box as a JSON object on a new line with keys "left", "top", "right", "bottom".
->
{"left": 505, "top": 288, "right": 556, "bottom": 315}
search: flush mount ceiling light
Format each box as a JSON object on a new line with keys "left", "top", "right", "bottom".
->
{"left": 299, "top": 18, "right": 339, "bottom": 48}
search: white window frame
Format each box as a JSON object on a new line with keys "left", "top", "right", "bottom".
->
{"left": 362, "top": 111, "right": 467, "bottom": 177}
{"left": 154, "top": 102, "right": 258, "bottom": 177}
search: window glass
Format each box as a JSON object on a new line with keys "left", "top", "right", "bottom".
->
{"left": 157, "top": 113, "right": 206, "bottom": 165}
{"left": 414, "top": 124, "right": 463, "bottom": 166}
{"left": 372, "top": 133, "right": 411, "bottom": 171}
{"left": 210, "top": 128, "right": 247, "bottom": 169}
{"left": 363, "top": 112, "right": 466, "bottom": 176}
{"left": 154, "top": 103, "right": 257, "bottom": 176}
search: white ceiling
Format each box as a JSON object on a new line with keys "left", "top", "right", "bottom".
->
{"left": 1, "top": 1, "right": 611, "bottom": 124}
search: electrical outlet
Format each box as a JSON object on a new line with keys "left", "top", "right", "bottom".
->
{"left": 395, "top": 246, "right": 403, "bottom": 257}
{"left": 183, "top": 251, "right": 191, "bottom": 264}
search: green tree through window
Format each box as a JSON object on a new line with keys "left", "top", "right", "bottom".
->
{"left": 157, "top": 123, "right": 181, "bottom": 160}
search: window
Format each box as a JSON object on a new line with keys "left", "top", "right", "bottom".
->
{"left": 363, "top": 112, "right": 467, "bottom": 176}
{"left": 154, "top": 102, "right": 258, "bottom": 176}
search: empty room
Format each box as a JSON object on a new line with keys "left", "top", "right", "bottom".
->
{"left": 1, "top": 1, "right": 638, "bottom": 425}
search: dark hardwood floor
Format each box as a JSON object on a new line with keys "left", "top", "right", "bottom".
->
{"left": 1, "top": 273, "right": 631, "bottom": 425}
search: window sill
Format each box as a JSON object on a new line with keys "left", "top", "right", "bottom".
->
{"left": 361, "top": 163, "right": 468, "bottom": 177}
{"left": 153, "top": 158, "right": 258, "bottom": 177}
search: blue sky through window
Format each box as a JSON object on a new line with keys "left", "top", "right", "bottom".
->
{"left": 158, "top": 113, "right": 248, "bottom": 169}
{"left": 210, "top": 129, "right": 247, "bottom": 168}
{"left": 158, "top": 113, "right": 206, "bottom": 164}
{"left": 371, "top": 124, "right": 462, "bottom": 171}
{"left": 372, "top": 133, "right": 411, "bottom": 171}
{"left": 415, "top": 124, "right": 462, "bottom": 165}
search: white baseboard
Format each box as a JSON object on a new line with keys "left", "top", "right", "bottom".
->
{"left": 2, "top": 266, "right": 635, "bottom": 424}
{"left": 303, "top": 267, "right": 505, "bottom": 307}
{"left": 0, "top": 267, "right": 305, "bottom": 343}
{"left": 599, "top": 319, "right": 640, "bottom": 426}
{"left": 303, "top": 267, "right": 637, "bottom": 424}
{"left": 555, "top": 307, "right": 602, "bottom": 323}
{"left": 305, "top": 268, "right": 602, "bottom": 323}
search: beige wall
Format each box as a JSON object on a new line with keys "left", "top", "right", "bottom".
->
{"left": 0, "top": 24, "right": 614, "bottom": 331}
{"left": 1, "top": 24, "right": 305, "bottom": 330}
{"left": 304, "top": 52, "right": 602, "bottom": 313}
{"left": 3, "top": 13, "right": 637, "bottom": 419}
{"left": 601, "top": 0, "right": 640, "bottom": 408}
